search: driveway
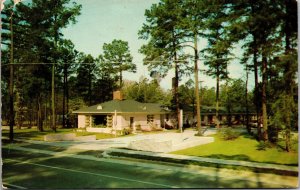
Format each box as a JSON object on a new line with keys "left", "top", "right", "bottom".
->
{"left": 22, "top": 128, "right": 217, "bottom": 152}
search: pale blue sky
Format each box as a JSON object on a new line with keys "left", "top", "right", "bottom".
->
{"left": 62, "top": 0, "right": 254, "bottom": 90}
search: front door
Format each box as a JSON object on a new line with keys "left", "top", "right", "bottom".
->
{"left": 130, "top": 117, "right": 134, "bottom": 128}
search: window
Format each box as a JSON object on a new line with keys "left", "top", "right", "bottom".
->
{"left": 147, "top": 115, "right": 154, "bottom": 123}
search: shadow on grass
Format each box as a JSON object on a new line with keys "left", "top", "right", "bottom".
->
{"left": 204, "top": 154, "right": 251, "bottom": 161}
{"left": 21, "top": 143, "right": 69, "bottom": 152}
{"left": 2, "top": 128, "right": 74, "bottom": 141}
{"left": 240, "top": 132, "right": 257, "bottom": 140}
{"left": 241, "top": 130, "right": 298, "bottom": 154}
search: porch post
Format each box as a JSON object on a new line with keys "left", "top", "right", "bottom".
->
{"left": 89, "top": 115, "right": 92, "bottom": 128}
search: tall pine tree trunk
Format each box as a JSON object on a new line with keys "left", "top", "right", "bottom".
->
{"left": 245, "top": 65, "right": 250, "bottom": 133}
{"left": 15, "top": 71, "right": 22, "bottom": 130}
{"left": 37, "top": 95, "right": 43, "bottom": 132}
{"left": 62, "top": 63, "right": 66, "bottom": 128}
{"left": 174, "top": 56, "right": 180, "bottom": 131}
{"left": 52, "top": 11, "right": 58, "bottom": 132}
{"left": 88, "top": 64, "right": 92, "bottom": 105}
{"left": 261, "top": 54, "right": 268, "bottom": 141}
{"left": 171, "top": 31, "right": 180, "bottom": 131}
{"left": 194, "top": 33, "right": 202, "bottom": 135}
{"left": 253, "top": 38, "right": 261, "bottom": 140}
{"left": 66, "top": 67, "right": 70, "bottom": 128}
{"left": 29, "top": 104, "right": 32, "bottom": 128}
{"left": 283, "top": 0, "right": 293, "bottom": 151}
{"left": 251, "top": 2, "right": 261, "bottom": 140}
{"left": 284, "top": 94, "right": 292, "bottom": 152}
{"left": 216, "top": 71, "right": 220, "bottom": 129}
{"left": 226, "top": 80, "right": 232, "bottom": 127}
{"left": 51, "top": 64, "right": 56, "bottom": 132}
{"left": 9, "top": 11, "right": 14, "bottom": 142}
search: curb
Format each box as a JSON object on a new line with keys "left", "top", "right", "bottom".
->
{"left": 105, "top": 148, "right": 298, "bottom": 176}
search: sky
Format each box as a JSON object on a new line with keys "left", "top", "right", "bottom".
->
{"left": 62, "top": 0, "right": 255, "bottom": 90}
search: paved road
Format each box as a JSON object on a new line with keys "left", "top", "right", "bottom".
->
{"left": 2, "top": 142, "right": 298, "bottom": 189}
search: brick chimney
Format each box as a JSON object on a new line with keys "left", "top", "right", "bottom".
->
{"left": 113, "top": 90, "right": 123, "bottom": 100}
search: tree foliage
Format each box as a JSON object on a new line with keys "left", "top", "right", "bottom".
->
{"left": 99, "top": 39, "right": 135, "bottom": 88}
{"left": 122, "top": 78, "right": 172, "bottom": 106}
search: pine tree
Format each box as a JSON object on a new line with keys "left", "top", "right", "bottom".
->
{"left": 76, "top": 53, "right": 96, "bottom": 106}
{"left": 139, "top": 0, "right": 191, "bottom": 130}
{"left": 99, "top": 39, "right": 135, "bottom": 89}
{"left": 201, "top": 3, "right": 232, "bottom": 128}
{"left": 1, "top": 0, "right": 82, "bottom": 136}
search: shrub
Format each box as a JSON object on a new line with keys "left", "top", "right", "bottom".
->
{"left": 267, "top": 126, "right": 279, "bottom": 143}
{"left": 256, "top": 141, "right": 272, "bottom": 151}
{"left": 219, "top": 127, "right": 239, "bottom": 140}
{"left": 123, "top": 128, "right": 132, "bottom": 135}
{"left": 135, "top": 122, "right": 141, "bottom": 130}
{"left": 290, "top": 137, "right": 298, "bottom": 152}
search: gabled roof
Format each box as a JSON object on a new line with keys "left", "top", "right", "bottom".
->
{"left": 73, "top": 99, "right": 170, "bottom": 114}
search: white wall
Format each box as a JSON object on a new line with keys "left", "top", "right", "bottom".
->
{"left": 86, "top": 127, "right": 112, "bottom": 133}
{"left": 122, "top": 114, "right": 161, "bottom": 128}
{"left": 78, "top": 115, "right": 86, "bottom": 128}
{"left": 78, "top": 113, "right": 164, "bottom": 130}
{"left": 112, "top": 115, "right": 126, "bottom": 130}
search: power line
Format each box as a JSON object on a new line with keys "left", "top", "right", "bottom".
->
{"left": 0, "top": 60, "right": 188, "bottom": 66}
{"left": 1, "top": 57, "right": 241, "bottom": 67}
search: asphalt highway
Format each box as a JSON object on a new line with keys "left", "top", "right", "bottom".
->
{"left": 2, "top": 143, "right": 298, "bottom": 189}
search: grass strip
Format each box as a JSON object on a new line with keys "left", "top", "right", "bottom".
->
{"left": 172, "top": 133, "right": 298, "bottom": 166}
{"left": 108, "top": 151, "right": 298, "bottom": 177}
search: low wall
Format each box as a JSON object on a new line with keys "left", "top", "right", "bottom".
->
{"left": 75, "top": 135, "right": 96, "bottom": 141}
{"left": 44, "top": 133, "right": 96, "bottom": 141}
{"left": 128, "top": 139, "right": 173, "bottom": 153}
{"left": 140, "top": 126, "right": 151, "bottom": 132}
{"left": 86, "top": 127, "right": 112, "bottom": 133}
{"left": 44, "top": 133, "right": 76, "bottom": 141}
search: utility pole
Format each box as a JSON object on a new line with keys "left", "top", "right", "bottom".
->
{"left": 52, "top": 4, "right": 58, "bottom": 132}
{"left": 9, "top": 10, "right": 14, "bottom": 141}
{"left": 51, "top": 63, "right": 56, "bottom": 132}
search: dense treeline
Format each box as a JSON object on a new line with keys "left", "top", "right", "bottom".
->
{"left": 1, "top": 1, "right": 136, "bottom": 135}
{"left": 138, "top": 0, "right": 298, "bottom": 151}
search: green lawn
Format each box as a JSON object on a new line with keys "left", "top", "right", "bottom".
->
{"left": 171, "top": 132, "right": 298, "bottom": 166}
{"left": 75, "top": 131, "right": 117, "bottom": 139}
{"left": 2, "top": 128, "right": 119, "bottom": 141}
{"left": 2, "top": 128, "right": 74, "bottom": 141}
{"left": 2, "top": 127, "right": 179, "bottom": 141}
